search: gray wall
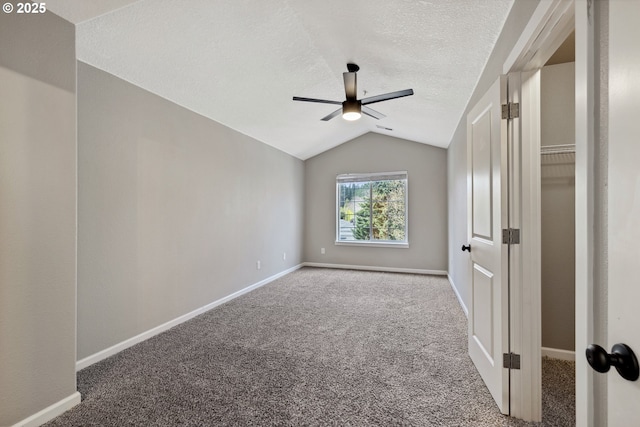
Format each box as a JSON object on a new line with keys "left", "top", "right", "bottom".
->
{"left": 304, "top": 133, "right": 447, "bottom": 271}
{"left": 447, "top": 0, "right": 540, "bottom": 312}
{"left": 540, "top": 63, "right": 575, "bottom": 351}
{"left": 0, "top": 11, "right": 78, "bottom": 426}
{"left": 78, "top": 63, "right": 305, "bottom": 360}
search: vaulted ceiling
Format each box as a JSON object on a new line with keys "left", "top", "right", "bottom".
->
{"left": 47, "top": 0, "right": 514, "bottom": 160}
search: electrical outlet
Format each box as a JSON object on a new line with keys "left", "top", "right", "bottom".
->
{"left": 256, "top": 260, "right": 261, "bottom": 270}
{"left": 321, "top": 248, "right": 325, "bottom": 255}
{"left": 283, "top": 252, "right": 286, "bottom": 261}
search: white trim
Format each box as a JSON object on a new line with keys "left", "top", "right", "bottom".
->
{"left": 503, "top": 0, "right": 556, "bottom": 73}
{"left": 511, "top": 70, "right": 543, "bottom": 422}
{"left": 336, "top": 171, "right": 408, "bottom": 182}
{"left": 504, "top": 0, "right": 575, "bottom": 74}
{"left": 334, "top": 241, "right": 409, "bottom": 248}
{"left": 574, "top": 1, "right": 596, "bottom": 425}
{"left": 501, "top": 0, "right": 576, "bottom": 422}
{"left": 11, "top": 392, "right": 81, "bottom": 427}
{"left": 447, "top": 274, "right": 468, "bottom": 318}
{"left": 542, "top": 347, "right": 576, "bottom": 361}
{"left": 76, "top": 264, "right": 303, "bottom": 371}
{"left": 303, "top": 262, "right": 446, "bottom": 276}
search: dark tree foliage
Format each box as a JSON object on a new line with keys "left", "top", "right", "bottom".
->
{"left": 353, "top": 180, "right": 405, "bottom": 241}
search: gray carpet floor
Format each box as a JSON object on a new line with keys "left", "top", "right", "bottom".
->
{"left": 46, "top": 267, "right": 575, "bottom": 426}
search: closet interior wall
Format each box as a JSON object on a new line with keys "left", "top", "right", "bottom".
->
{"left": 540, "top": 62, "right": 576, "bottom": 355}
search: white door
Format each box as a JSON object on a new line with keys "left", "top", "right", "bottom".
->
{"left": 607, "top": 1, "right": 640, "bottom": 424}
{"left": 467, "top": 77, "right": 510, "bottom": 414}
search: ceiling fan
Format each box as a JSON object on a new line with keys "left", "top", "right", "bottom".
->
{"left": 293, "top": 63, "right": 414, "bottom": 121}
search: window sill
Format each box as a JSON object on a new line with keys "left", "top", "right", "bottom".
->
{"left": 334, "top": 241, "right": 409, "bottom": 249}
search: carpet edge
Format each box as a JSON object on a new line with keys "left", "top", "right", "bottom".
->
{"left": 447, "top": 273, "right": 469, "bottom": 318}
{"left": 303, "top": 262, "right": 447, "bottom": 276}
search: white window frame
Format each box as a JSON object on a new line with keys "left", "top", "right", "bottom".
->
{"left": 335, "top": 171, "right": 409, "bottom": 248}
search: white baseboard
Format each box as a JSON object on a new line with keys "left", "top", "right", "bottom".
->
{"left": 447, "top": 274, "right": 468, "bottom": 318}
{"left": 302, "top": 262, "right": 447, "bottom": 276}
{"left": 76, "top": 264, "right": 303, "bottom": 371}
{"left": 542, "top": 347, "right": 576, "bottom": 361}
{"left": 12, "top": 391, "right": 81, "bottom": 427}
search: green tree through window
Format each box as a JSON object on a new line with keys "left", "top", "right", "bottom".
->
{"left": 337, "top": 173, "right": 407, "bottom": 243}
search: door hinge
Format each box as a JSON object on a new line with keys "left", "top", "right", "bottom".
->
{"left": 502, "top": 228, "right": 520, "bottom": 245}
{"left": 503, "top": 352, "right": 521, "bottom": 370}
{"left": 501, "top": 102, "right": 520, "bottom": 119}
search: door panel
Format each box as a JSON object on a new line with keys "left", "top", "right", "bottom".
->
{"left": 608, "top": 2, "right": 640, "bottom": 423}
{"left": 467, "top": 76, "right": 509, "bottom": 414}
{"left": 472, "top": 110, "right": 494, "bottom": 241}
{"left": 472, "top": 263, "right": 494, "bottom": 361}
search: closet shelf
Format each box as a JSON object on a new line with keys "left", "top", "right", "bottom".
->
{"left": 541, "top": 144, "right": 575, "bottom": 155}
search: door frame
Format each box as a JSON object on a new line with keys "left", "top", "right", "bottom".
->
{"left": 502, "top": 0, "right": 591, "bottom": 423}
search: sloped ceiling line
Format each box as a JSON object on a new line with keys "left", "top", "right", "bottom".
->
{"left": 46, "top": 0, "right": 514, "bottom": 160}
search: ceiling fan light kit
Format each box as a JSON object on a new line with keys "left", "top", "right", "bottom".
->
{"left": 293, "top": 63, "right": 413, "bottom": 122}
{"left": 342, "top": 100, "right": 361, "bottom": 121}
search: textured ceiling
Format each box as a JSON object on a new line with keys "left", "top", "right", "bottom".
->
{"left": 45, "top": 0, "right": 141, "bottom": 24}
{"left": 47, "top": 0, "right": 514, "bottom": 160}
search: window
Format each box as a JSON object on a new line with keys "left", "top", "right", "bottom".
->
{"left": 336, "top": 172, "right": 408, "bottom": 246}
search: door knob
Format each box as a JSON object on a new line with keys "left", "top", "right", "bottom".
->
{"left": 586, "top": 343, "right": 639, "bottom": 381}
{"left": 461, "top": 244, "right": 471, "bottom": 252}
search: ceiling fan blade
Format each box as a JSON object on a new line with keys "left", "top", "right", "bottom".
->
{"left": 361, "top": 89, "right": 414, "bottom": 105}
{"left": 293, "top": 96, "right": 341, "bottom": 105}
{"left": 362, "top": 106, "right": 386, "bottom": 120}
{"left": 321, "top": 108, "right": 342, "bottom": 121}
{"left": 343, "top": 72, "right": 357, "bottom": 100}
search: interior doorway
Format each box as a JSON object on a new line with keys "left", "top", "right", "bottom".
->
{"left": 539, "top": 31, "right": 576, "bottom": 424}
